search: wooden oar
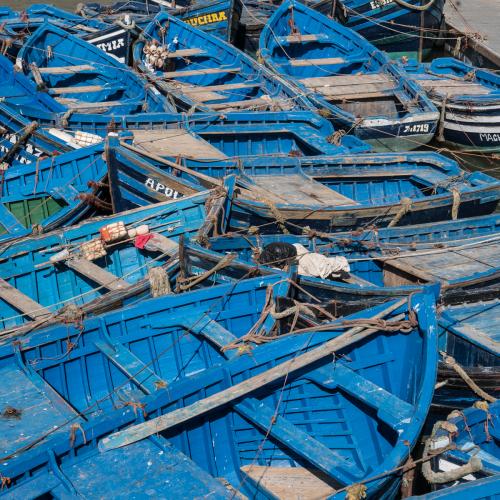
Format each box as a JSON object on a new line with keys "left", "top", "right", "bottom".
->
{"left": 99, "top": 297, "right": 408, "bottom": 452}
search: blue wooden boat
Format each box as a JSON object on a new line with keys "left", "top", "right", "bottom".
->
{"left": 78, "top": 0, "right": 243, "bottom": 43}
{"left": 133, "top": 10, "right": 313, "bottom": 114}
{"left": 408, "top": 475, "right": 500, "bottom": 500}
{"left": 0, "top": 290, "right": 438, "bottom": 498}
{"left": 260, "top": 0, "right": 439, "bottom": 152}
{"left": 424, "top": 401, "right": 500, "bottom": 489}
{"left": 404, "top": 58, "right": 500, "bottom": 153}
{"left": 327, "top": 0, "right": 445, "bottom": 60}
{"left": 0, "top": 143, "right": 107, "bottom": 244}
{"left": 207, "top": 214, "right": 500, "bottom": 311}
{"left": 0, "top": 102, "right": 78, "bottom": 167}
{"left": 433, "top": 300, "right": 500, "bottom": 413}
{"left": 107, "top": 138, "right": 500, "bottom": 232}
{"left": 0, "top": 188, "right": 235, "bottom": 337}
{"left": 16, "top": 23, "right": 174, "bottom": 115}
{"left": 0, "top": 4, "right": 120, "bottom": 58}
{"left": 240, "top": 0, "right": 445, "bottom": 60}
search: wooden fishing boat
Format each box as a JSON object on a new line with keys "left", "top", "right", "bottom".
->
{"left": 433, "top": 300, "right": 500, "bottom": 413}
{"left": 16, "top": 23, "right": 174, "bottom": 116}
{"left": 106, "top": 138, "right": 500, "bottom": 232}
{"left": 0, "top": 143, "right": 108, "bottom": 244}
{"left": 240, "top": 0, "right": 445, "bottom": 60}
{"left": 0, "top": 102, "right": 79, "bottom": 167}
{"left": 0, "top": 5, "right": 133, "bottom": 62}
{"left": 78, "top": 0, "right": 243, "bottom": 43}
{"left": 133, "top": 10, "right": 313, "bottom": 114}
{"left": 408, "top": 475, "right": 500, "bottom": 499}
{"left": 0, "top": 188, "right": 235, "bottom": 337}
{"left": 207, "top": 214, "right": 500, "bottom": 312}
{"left": 0, "top": 291, "right": 438, "bottom": 498}
{"left": 404, "top": 58, "right": 500, "bottom": 153}
{"left": 259, "top": 0, "right": 439, "bottom": 152}
{"left": 326, "top": 0, "right": 445, "bottom": 60}
{"left": 424, "top": 401, "right": 500, "bottom": 489}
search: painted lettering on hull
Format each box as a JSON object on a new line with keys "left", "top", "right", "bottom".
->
{"left": 370, "top": 0, "right": 393, "bottom": 9}
{"left": 145, "top": 178, "right": 181, "bottom": 199}
{"left": 479, "top": 133, "right": 500, "bottom": 143}
{"left": 184, "top": 11, "right": 228, "bottom": 27}
{"left": 95, "top": 38, "right": 125, "bottom": 54}
{"left": 402, "top": 123, "right": 430, "bottom": 134}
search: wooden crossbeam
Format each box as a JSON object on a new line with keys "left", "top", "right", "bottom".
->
{"left": 38, "top": 65, "right": 95, "bottom": 74}
{"left": 278, "top": 33, "right": 328, "bottom": 43}
{"left": 162, "top": 66, "right": 241, "bottom": 79}
{"left": 48, "top": 85, "right": 104, "bottom": 95}
{"left": 165, "top": 48, "right": 206, "bottom": 58}
{"left": 289, "top": 57, "right": 347, "bottom": 67}
{"left": 65, "top": 257, "right": 130, "bottom": 291}
{"left": 0, "top": 278, "right": 51, "bottom": 319}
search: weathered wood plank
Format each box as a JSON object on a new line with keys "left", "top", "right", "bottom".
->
{"left": 165, "top": 48, "right": 206, "bottom": 58}
{"left": 131, "top": 129, "right": 227, "bottom": 159}
{"left": 99, "top": 298, "right": 406, "bottom": 451}
{"left": 38, "top": 64, "right": 95, "bottom": 74}
{"left": 49, "top": 85, "right": 104, "bottom": 95}
{"left": 66, "top": 257, "right": 130, "bottom": 291}
{"left": 207, "top": 97, "right": 284, "bottom": 111}
{"left": 300, "top": 73, "right": 394, "bottom": 87}
{"left": 162, "top": 66, "right": 241, "bottom": 78}
{"left": 0, "top": 278, "right": 51, "bottom": 319}
{"left": 278, "top": 33, "right": 328, "bottom": 43}
{"left": 289, "top": 57, "right": 347, "bottom": 67}
{"left": 240, "top": 466, "right": 336, "bottom": 499}
{"left": 55, "top": 99, "right": 124, "bottom": 109}
{"left": 95, "top": 338, "right": 166, "bottom": 394}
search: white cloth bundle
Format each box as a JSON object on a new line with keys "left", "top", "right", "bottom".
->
{"left": 293, "top": 244, "right": 350, "bottom": 279}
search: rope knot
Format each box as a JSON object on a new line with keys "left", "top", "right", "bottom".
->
{"left": 69, "top": 423, "right": 86, "bottom": 447}
{"left": 346, "top": 483, "right": 367, "bottom": 500}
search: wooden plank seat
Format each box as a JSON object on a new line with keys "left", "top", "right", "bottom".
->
{"left": 164, "top": 48, "right": 207, "bottom": 58}
{"left": 382, "top": 243, "right": 500, "bottom": 285}
{"left": 0, "top": 277, "right": 51, "bottom": 319}
{"left": 305, "top": 365, "right": 414, "bottom": 430}
{"left": 131, "top": 129, "right": 227, "bottom": 159}
{"left": 287, "top": 57, "right": 367, "bottom": 67}
{"left": 251, "top": 174, "right": 358, "bottom": 206}
{"left": 416, "top": 78, "right": 491, "bottom": 97}
{"left": 54, "top": 99, "right": 126, "bottom": 110}
{"left": 94, "top": 337, "right": 167, "bottom": 394}
{"left": 162, "top": 66, "right": 241, "bottom": 79}
{"left": 48, "top": 85, "right": 108, "bottom": 95}
{"left": 182, "top": 82, "right": 261, "bottom": 93}
{"left": 241, "top": 466, "right": 336, "bottom": 499}
{"left": 206, "top": 97, "right": 287, "bottom": 111}
{"left": 37, "top": 64, "right": 96, "bottom": 74}
{"left": 300, "top": 73, "right": 396, "bottom": 99}
{"left": 277, "top": 33, "right": 329, "bottom": 43}
{"left": 65, "top": 257, "right": 130, "bottom": 291}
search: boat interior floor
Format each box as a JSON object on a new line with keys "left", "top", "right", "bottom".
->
{"left": 414, "top": 77, "right": 492, "bottom": 97}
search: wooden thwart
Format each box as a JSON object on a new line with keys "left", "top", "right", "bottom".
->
{"left": 49, "top": 85, "right": 104, "bottom": 95}
{"left": 131, "top": 129, "right": 227, "bottom": 159}
{"left": 55, "top": 99, "right": 124, "bottom": 110}
{"left": 278, "top": 33, "right": 327, "bottom": 43}
{"left": 289, "top": 57, "right": 347, "bottom": 67}
{"left": 0, "top": 278, "right": 51, "bottom": 319}
{"left": 165, "top": 48, "right": 206, "bottom": 58}
{"left": 38, "top": 65, "right": 96, "bottom": 74}
{"left": 240, "top": 466, "right": 336, "bottom": 499}
{"left": 251, "top": 174, "right": 358, "bottom": 206}
{"left": 207, "top": 97, "right": 282, "bottom": 111}
{"left": 65, "top": 257, "right": 130, "bottom": 291}
{"left": 162, "top": 66, "right": 241, "bottom": 78}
